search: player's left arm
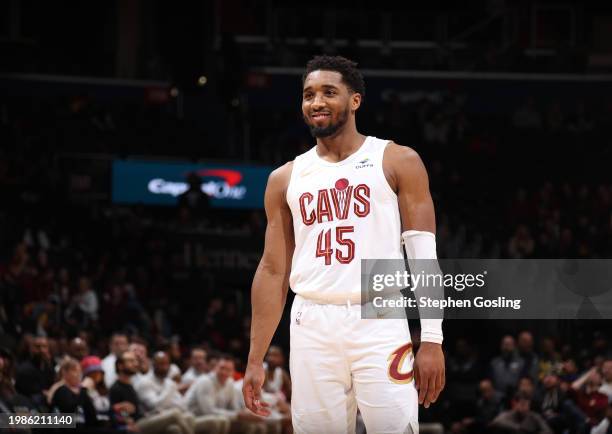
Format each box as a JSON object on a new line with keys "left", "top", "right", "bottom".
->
{"left": 384, "top": 143, "right": 446, "bottom": 408}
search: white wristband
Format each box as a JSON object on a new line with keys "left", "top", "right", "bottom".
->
{"left": 401, "top": 230, "right": 443, "bottom": 345}
{"left": 420, "top": 322, "right": 443, "bottom": 344}
{"left": 401, "top": 230, "right": 437, "bottom": 259}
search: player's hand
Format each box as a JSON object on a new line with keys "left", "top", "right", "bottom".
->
{"left": 414, "top": 342, "right": 445, "bottom": 408}
{"left": 242, "top": 361, "right": 270, "bottom": 416}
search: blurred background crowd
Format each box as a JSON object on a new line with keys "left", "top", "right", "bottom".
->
{"left": 1, "top": 1, "right": 612, "bottom": 433}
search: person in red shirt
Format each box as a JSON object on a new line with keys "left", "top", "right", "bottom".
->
{"left": 571, "top": 369, "right": 609, "bottom": 427}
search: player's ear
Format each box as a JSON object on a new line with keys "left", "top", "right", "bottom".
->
{"left": 351, "top": 92, "right": 362, "bottom": 112}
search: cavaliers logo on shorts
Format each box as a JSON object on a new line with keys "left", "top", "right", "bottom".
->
{"left": 387, "top": 342, "right": 414, "bottom": 384}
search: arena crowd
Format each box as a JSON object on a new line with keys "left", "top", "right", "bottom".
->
{"left": 1, "top": 74, "right": 611, "bottom": 433}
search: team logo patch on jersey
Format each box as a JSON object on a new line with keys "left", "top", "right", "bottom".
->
{"left": 387, "top": 342, "right": 414, "bottom": 384}
{"left": 335, "top": 178, "right": 349, "bottom": 190}
{"left": 355, "top": 157, "right": 374, "bottom": 169}
{"left": 332, "top": 178, "right": 351, "bottom": 221}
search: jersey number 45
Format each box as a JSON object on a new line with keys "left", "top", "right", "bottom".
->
{"left": 316, "top": 226, "right": 355, "bottom": 265}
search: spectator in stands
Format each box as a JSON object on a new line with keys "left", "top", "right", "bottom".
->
{"left": 181, "top": 347, "right": 209, "bottom": 392}
{"left": 476, "top": 378, "right": 503, "bottom": 424}
{"left": 65, "top": 276, "right": 99, "bottom": 329}
{"left": 571, "top": 369, "right": 608, "bottom": 428}
{"left": 490, "top": 391, "right": 552, "bottom": 433}
{"left": 540, "top": 374, "right": 571, "bottom": 434}
{"left": 184, "top": 354, "right": 264, "bottom": 434}
{"left": 134, "top": 351, "right": 187, "bottom": 414}
{"left": 109, "top": 351, "right": 142, "bottom": 432}
{"left": 455, "top": 378, "right": 502, "bottom": 433}
{"left": 81, "top": 356, "right": 111, "bottom": 426}
{"left": 254, "top": 387, "right": 290, "bottom": 434}
{"left": 15, "top": 335, "right": 55, "bottom": 410}
{"left": 518, "top": 376, "right": 542, "bottom": 411}
{"left": 591, "top": 404, "right": 612, "bottom": 434}
{"left": 261, "top": 347, "right": 292, "bottom": 433}
{"left": 110, "top": 350, "right": 192, "bottom": 433}
{"left": 1, "top": 346, "right": 36, "bottom": 414}
{"left": 156, "top": 336, "right": 182, "bottom": 384}
{"left": 539, "top": 337, "right": 562, "bottom": 379}
{"left": 135, "top": 351, "right": 221, "bottom": 434}
{"left": 50, "top": 357, "right": 99, "bottom": 429}
{"left": 560, "top": 358, "right": 579, "bottom": 383}
{"left": 600, "top": 359, "right": 612, "bottom": 402}
{"left": 263, "top": 346, "right": 291, "bottom": 401}
{"left": 3, "top": 74, "right": 612, "bottom": 433}
{"left": 490, "top": 335, "right": 524, "bottom": 399}
{"left": 102, "top": 332, "right": 129, "bottom": 388}
{"left": 508, "top": 225, "right": 536, "bottom": 258}
{"left": 445, "top": 338, "right": 482, "bottom": 419}
{"left": 129, "top": 339, "right": 152, "bottom": 388}
{"left": 131, "top": 340, "right": 181, "bottom": 384}
{"left": 67, "top": 337, "right": 89, "bottom": 361}
{"left": 517, "top": 331, "right": 539, "bottom": 382}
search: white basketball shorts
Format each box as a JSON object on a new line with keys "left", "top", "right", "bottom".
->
{"left": 289, "top": 294, "right": 419, "bottom": 434}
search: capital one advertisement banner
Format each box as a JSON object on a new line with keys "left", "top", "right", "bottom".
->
{"left": 112, "top": 160, "right": 272, "bottom": 208}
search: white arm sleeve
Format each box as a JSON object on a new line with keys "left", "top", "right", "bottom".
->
{"left": 401, "top": 230, "right": 444, "bottom": 345}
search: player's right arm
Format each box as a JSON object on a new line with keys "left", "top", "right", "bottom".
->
{"left": 243, "top": 162, "right": 295, "bottom": 416}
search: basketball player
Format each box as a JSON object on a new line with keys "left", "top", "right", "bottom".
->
{"left": 243, "top": 56, "right": 445, "bottom": 434}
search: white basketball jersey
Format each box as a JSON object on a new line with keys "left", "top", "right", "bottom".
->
{"left": 286, "top": 136, "right": 403, "bottom": 304}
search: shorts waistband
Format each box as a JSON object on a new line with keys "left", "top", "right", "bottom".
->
{"left": 294, "top": 293, "right": 363, "bottom": 307}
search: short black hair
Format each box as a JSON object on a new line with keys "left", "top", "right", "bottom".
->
{"left": 190, "top": 346, "right": 206, "bottom": 356}
{"left": 216, "top": 353, "right": 234, "bottom": 363}
{"left": 129, "top": 336, "right": 149, "bottom": 348}
{"left": 302, "top": 55, "right": 365, "bottom": 98}
{"left": 111, "top": 331, "right": 128, "bottom": 340}
{"left": 514, "top": 391, "right": 531, "bottom": 401}
{"left": 115, "top": 350, "right": 133, "bottom": 373}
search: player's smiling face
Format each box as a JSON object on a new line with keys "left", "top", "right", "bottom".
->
{"left": 302, "top": 70, "right": 360, "bottom": 138}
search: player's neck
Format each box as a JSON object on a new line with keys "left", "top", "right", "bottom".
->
{"left": 315, "top": 127, "right": 366, "bottom": 163}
